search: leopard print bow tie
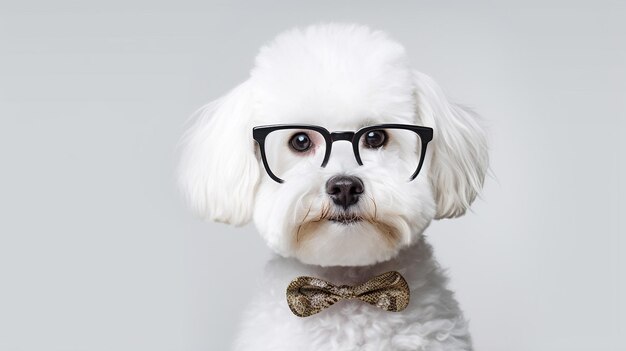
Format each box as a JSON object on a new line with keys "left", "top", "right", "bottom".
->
{"left": 286, "top": 271, "right": 410, "bottom": 317}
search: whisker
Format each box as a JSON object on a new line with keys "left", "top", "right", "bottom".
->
{"left": 318, "top": 202, "right": 330, "bottom": 221}
{"left": 296, "top": 224, "right": 303, "bottom": 243}
{"left": 297, "top": 202, "right": 314, "bottom": 243}
{"left": 371, "top": 197, "right": 378, "bottom": 220}
{"left": 367, "top": 195, "right": 378, "bottom": 220}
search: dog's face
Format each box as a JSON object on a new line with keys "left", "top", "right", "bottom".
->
{"left": 179, "top": 24, "right": 488, "bottom": 266}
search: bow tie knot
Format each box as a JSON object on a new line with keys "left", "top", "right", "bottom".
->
{"left": 286, "top": 271, "right": 410, "bottom": 317}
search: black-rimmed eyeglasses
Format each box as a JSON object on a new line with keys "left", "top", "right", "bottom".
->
{"left": 252, "top": 124, "right": 433, "bottom": 183}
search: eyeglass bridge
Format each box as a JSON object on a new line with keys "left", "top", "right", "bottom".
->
{"left": 329, "top": 131, "right": 355, "bottom": 142}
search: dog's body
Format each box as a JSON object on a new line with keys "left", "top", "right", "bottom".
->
{"left": 179, "top": 24, "right": 488, "bottom": 350}
{"left": 235, "top": 238, "right": 471, "bottom": 351}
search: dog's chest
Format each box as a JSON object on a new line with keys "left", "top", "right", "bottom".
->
{"left": 236, "top": 290, "right": 428, "bottom": 351}
{"left": 233, "top": 252, "right": 472, "bottom": 351}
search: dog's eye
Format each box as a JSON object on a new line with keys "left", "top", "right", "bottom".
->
{"left": 289, "top": 132, "right": 312, "bottom": 152}
{"left": 363, "top": 130, "right": 387, "bottom": 148}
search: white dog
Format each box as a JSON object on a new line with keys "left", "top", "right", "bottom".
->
{"left": 179, "top": 23, "right": 488, "bottom": 351}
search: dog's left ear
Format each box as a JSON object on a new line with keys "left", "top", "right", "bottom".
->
{"left": 413, "top": 71, "right": 489, "bottom": 219}
{"left": 178, "top": 80, "right": 260, "bottom": 226}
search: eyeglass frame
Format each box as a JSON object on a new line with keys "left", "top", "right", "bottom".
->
{"left": 252, "top": 123, "right": 434, "bottom": 184}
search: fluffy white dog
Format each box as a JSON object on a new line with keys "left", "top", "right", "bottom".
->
{"left": 179, "top": 23, "right": 488, "bottom": 351}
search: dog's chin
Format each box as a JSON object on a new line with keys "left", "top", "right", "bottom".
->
{"left": 293, "top": 218, "right": 404, "bottom": 267}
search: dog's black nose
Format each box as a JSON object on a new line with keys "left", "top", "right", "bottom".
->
{"left": 326, "top": 175, "right": 364, "bottom": 209}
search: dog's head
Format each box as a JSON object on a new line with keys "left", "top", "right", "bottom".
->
{"left": 179, "top": 24, "right": 488, "bottom": 266}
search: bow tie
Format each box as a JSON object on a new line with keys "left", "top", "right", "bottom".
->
{"left": 286, "top": 271, "right": 410, "bottom": 317}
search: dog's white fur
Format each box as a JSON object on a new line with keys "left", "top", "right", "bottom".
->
{"left": 179, "top": 24, "right": 488, "bottom": 350}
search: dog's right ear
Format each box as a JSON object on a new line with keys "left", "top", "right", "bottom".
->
{"left": 178, "top": 80, "right": 260, "bottom": 226}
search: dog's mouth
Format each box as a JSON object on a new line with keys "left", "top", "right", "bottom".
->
{"left": 328, "top": 213, "right": 363, "bottom": 225}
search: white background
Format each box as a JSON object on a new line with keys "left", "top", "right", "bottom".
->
{"left": 1, "top": 1, "right": 624, "bottom": 350}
